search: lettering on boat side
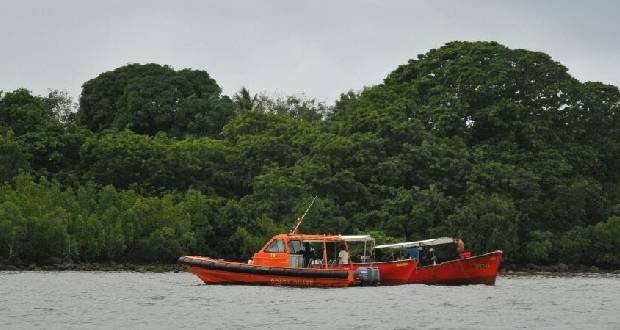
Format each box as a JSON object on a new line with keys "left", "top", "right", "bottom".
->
{"left": 395, "top": 263, "right": 408, "bottom": 267}
{"left": 270, "top": 278, "right": 315, "bottom": 286}
{"left": 471, "top": 263, "right": 489, "bottom": 270}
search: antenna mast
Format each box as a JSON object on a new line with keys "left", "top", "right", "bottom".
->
{"left": 290, "top": 196, "right": 317, "bottom": 234}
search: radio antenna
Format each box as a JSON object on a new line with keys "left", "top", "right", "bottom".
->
{"left": 290, "top": 196, "right": 317, "bottom": 234}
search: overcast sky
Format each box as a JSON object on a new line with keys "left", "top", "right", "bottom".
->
{"left": 1, "top": 0, "right": 618, "bottom": 103}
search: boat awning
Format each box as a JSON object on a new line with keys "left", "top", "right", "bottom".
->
{"left": 274, "top": 233, "right": 347, "bottom": 242}
{"left": 374, "top": 242, "right": 419, "bottom": 249}
{"left": 420, "top": 237, "right": 455, "bottom": 246}
{"left": 375, "top": 237, "right": 454, "bottom": 249}
{"left": 339, "top": 235, "right": 374, "bottom": 242}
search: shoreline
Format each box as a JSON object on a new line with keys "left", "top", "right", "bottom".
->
{"left": 500, "top": 263, "right": 620, "bottom": 275}
{"left": 0, "top": 263, "right": 185, "bottom": 273}
{"left": 1, "top": 262, "right": 618, "bottom": 274}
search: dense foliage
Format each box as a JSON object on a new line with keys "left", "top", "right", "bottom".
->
{"left": 1, "top": 42, "right": 619, "bottom": 267}
{"left": 78, "top": 64, "right": 234, "bottom": 137}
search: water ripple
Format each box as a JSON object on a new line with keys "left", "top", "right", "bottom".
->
{"left": 0, "top": 271, "right": 618, "bottom": 329}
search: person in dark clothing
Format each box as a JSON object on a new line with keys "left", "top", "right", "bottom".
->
{"left": 301, "top": 243, "right": 314, "bottom": 267}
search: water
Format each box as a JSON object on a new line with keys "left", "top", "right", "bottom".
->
{"left": 0, "top": 271, "right": 619, "bottom": 330}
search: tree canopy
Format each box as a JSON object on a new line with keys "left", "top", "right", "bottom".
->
{"left": 1, "top": 41, "right": 619, "bottom": 267}
{"left": 77, "top": 63, "right": 234, "bottom": 137}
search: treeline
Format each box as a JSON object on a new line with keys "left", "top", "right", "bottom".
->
{"left": 1, "top": 42, "right": 619, "bottom": 267}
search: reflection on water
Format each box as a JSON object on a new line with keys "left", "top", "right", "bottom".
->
{"left": 0, "top": 271, "right": 619, "bottom": 329}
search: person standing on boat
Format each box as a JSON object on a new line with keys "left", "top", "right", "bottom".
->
{"left": 302, "top": 243, "right": 314, "bottom": 267}
{"left": 455, "top": 239, "right": 465, "bottom": 253}
{"left": 338, "top": 246, "right": 349, "bottom": 265}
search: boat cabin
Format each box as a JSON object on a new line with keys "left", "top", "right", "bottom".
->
{"left": 250, "top": 234, "right": 352, "bottom": 269}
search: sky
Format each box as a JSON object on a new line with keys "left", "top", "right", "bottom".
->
{"left": 1, "top": 0, "right": 618, "bottom": 104}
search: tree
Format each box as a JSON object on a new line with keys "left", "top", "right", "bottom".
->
{"left": 447, "top": 193, "right": 520, "bottom": 260}
{"left": 526, "top": 230, "right": 553, "bottom": 263}
{"left": 0, "top": 132, "right": 30, "bottom": 183}
{"left": 1, "top": 41, "right": 620, "bottom": 267}
{"left": 78, "top": 63, "right": 234, "bottom": 137}
{"left": 557, "top": 226, "right": 589, "bottom": 265}
{"left": 47, "top": 89, "right": 76, "bottom": 124}
{"left": 588, "top": 216, "right": 620, "bottom": 267}
{"left": 0, "top": 88, "right": 55, "bottom": 136}
{"left": 232, "top": 87, "right": 257, "bottom": 112}
{"left": 0, "top": 201, "right": 25, "bottom": 261}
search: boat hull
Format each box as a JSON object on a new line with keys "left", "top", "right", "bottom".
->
{"left": 179, "top": 256, "right": 354, "bottom": 287}
{"left": 353, "top": 259, "right": 418, "bottom": 284}
{"left": 409, "top": 251, "right": 503, "bottom": 285}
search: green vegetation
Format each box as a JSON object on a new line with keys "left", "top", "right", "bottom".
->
{"left": 1, "top": 41, "right": 619, "bottom": 268}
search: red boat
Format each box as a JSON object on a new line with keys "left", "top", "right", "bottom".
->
{"left": 179, "top": 233, "right": 379, "bottom": 287}
{"left": 344, "top": 236, "right": 502, "bottom": 285}
{"left": 408, "top": 250, "right": 502, "bottom": 285}
{"left": 359, "top": 259, "right": 418, "bottom": 284}
{"left": 341, "top": 235, "right": 418, "bottom": 284}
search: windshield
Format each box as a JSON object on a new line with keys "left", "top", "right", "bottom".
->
{"left": 288, "top": 240, "right": 303, "bottom": 253}
{"left": 264, "top": 239, "right": 285, "bottom": 253}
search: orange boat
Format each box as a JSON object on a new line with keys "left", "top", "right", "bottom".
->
{"left": 370, "top": 238, "right": 503, "bottom": 285}
{"left": 179, "top": 233, "right": 379, "bottom": 287}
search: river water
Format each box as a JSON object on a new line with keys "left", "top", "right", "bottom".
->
{"left": 0, "top": 271, "right": 618, "bottom": 329}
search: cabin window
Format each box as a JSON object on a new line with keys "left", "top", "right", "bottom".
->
{"left": 288, "top": 240, "right": 303, "bottom": 253}
{"left": 265, "top": 239, "right": 285, "bottom": 253}
{"left": 324, "top": 242, "right": 348, "bottom": 265}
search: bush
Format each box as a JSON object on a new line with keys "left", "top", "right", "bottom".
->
{"left": 526, "top": 230, "right": 553, "bottom": 263}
